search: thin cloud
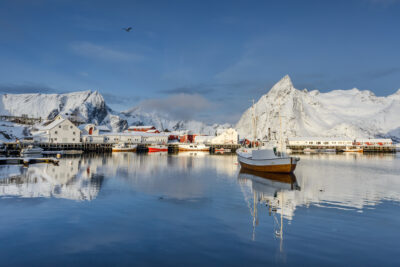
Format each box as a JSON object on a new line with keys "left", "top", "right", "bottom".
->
{"left": 102, "top": 93, "right": 141, "bottom": 105}
{"left": 159, "top": 85, "right": 214, "bottom": 95}
{"left": 70, "top": 41, "right": 143, "bottom": 62}
{"left": 0, "top": 83, "right": 57, "bottom": 94}
{"left": 138, "top": 93, "right": 213, "bottom": 121}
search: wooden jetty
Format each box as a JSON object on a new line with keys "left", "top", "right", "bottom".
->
{"left": 3, "top": 141, "right": 242, "bottom": 154}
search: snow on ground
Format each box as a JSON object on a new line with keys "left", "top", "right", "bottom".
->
{"left": 0, "top": 121, "right": 29, "bottom": 142}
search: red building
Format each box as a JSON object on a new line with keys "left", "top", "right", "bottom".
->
{"left": 127, "top": 126, "right": 157, "bottom": 132}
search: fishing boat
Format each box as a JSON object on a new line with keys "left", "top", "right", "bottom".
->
{"left": 20, "top": 145, "right": 43, "bottom": 156}
{"left": 237, "top": 146, "right": 299, "bottom": 173}
{"left": 237, "top": 99, "right": 299, "bottom": 173}
{"left": 112, "top": 143, "right": 137, "bottom": 152}
{"left": 178, "top": 143, "right": 209, "bottom": 152}
{"left": 148, "top": 145, "right": 168, "bottom": 152}
{"left": 342, "top": 146, "right": 363, "bottom": 153}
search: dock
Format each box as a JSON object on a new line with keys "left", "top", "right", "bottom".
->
{"left": 3, "top": 142, "right": 242, "bottom": 154}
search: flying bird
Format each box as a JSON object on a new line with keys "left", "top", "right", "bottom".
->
{"left": 122, "top": 27, "right": 132, "bottom": 32}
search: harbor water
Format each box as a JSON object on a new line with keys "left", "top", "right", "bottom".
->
{"left": 0, "top": 152, "right": 399, "bottom": 266}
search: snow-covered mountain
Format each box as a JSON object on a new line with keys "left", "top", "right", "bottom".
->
{"left": 0, "top": 90, "right": 127, "bottom": 132}
{"left": 121, "top": 106, "right": 230, "bottom": 135}
{"left": 0, "top": 90, "right": 229, "bottom": 138}
{"left": 236, "top": 75, "right": 400, "bottom": 141}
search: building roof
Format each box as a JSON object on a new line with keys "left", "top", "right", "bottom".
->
{"left": 39, "top": 118, "right": 66, "bottom": 131}
{"left": 128, "top": 125, "right": 155, "bottom": 129}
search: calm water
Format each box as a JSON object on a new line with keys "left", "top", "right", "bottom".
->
{"left": 0, "top": 152, "right": 399, "bottom": 266}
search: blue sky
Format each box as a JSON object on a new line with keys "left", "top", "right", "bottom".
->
{"left": 0, "top": 0, "right": 399, "bottom": 123}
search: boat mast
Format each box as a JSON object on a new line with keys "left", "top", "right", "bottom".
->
{"left": 251, "top": 99, "right": 257, "bottom": 147}
{"left": 278, "top": 98, "right": 283, "bottom": 156}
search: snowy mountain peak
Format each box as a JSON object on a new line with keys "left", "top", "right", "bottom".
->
{"left": 236, "top": 76, "right": 400, "bottom": 140}
{"left": 269, "top": 75, "right": 294, "bottom": 95}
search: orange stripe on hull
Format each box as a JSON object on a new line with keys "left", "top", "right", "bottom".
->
{"left": 239, "top": 161, "right": 296, "bottom": 173}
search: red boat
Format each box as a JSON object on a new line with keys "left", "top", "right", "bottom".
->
{"left": 148, "top": 145, "right": 168, "bottom": 152}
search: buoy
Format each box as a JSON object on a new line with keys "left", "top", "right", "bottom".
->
{"left": 56, "top": 153, "right": 61, "bottom": 159}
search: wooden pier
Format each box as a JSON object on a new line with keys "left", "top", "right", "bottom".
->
{"left": 3, "top": 141, "right": 242, "bottom": 154}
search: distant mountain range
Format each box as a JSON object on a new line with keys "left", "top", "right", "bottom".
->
{"left": 0, "top": 90, "right": 229, "bottom": 138}
{"left": 236, "top": 75, "right": 400, "bottom": 141}
{"left": 1, "top": 76, "right": 400, "bottom": 142}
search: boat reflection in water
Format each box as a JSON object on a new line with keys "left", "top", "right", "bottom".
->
{"left": 238, "top": 169, "right": 300, "bottom": 250}
{"left": 0, "top": 158, "right": 104, "bottom": 201}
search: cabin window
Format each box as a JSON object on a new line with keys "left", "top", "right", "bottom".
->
{"left": 309, "top": 142, "right": 313, "bottom": 144}
{"left": 72, "top": 138, "right": 75, "bottom": 141}
{"left": 73, "top": 132, "right": 76, "bottom": 135}
{"left": 55, "top": 131, "right": 58, "bottom": 134}
{"left": 317, "top": 142, "right": 321, "bottom": 144}
{"left": 70, "top": 126, "right": 73, "bottom": 129}
{"left": 59, "top": 126, "right": 61, "bottom": 128}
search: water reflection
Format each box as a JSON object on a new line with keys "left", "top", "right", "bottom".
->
{"left": 0, "top": 158, "right": 103, "bottom": 201}
{"left": 238, "top": 169, "right": 300, "bottom": 244}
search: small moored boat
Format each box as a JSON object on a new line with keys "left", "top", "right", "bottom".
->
{"left": 20, "top": 145, "right": 43, "bottom": 156}
{"left": 112, "top": 143, "right": 137, "bottom": 152}
{"left": 178, "top": 143, "right": 209, "bottom": 152}
{"left": 148, "top": 145, "right": 168, "bottom": 152}
{"left": 342, "top": 146, "right": 363, "bottom": 153}
{"left": 215, "top": 148, "right": 231, "bottom": 153}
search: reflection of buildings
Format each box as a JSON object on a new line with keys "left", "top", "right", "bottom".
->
{"left": 0, "top": 158, "right": 104, "bottom": 201}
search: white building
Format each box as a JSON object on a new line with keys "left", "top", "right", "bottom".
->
{"left": 287, "top": 137, "right": 354, "bottom": 147}
{"left": 210, "top": 128, "right": 238, "bottom": 144}
{"left": 32, "top": 115, "right": 81, "bottom": 144}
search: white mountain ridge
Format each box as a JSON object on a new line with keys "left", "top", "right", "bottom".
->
{"left": 236, "top": 75, "right": 400, "bottom": 141}
{"left": 0, "top": 90, "right": 228, "bottom": 139}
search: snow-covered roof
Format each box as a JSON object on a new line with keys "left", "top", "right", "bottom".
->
{"left": 128, "top": 125, "right": 155, "bottom": 129}
{"left": 100, "top": 132, "right": 169, "bottom": 137}
{"left": 40, "top": 118, "right": 66, "bottom": 130}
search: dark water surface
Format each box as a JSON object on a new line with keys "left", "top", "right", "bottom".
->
{"left": 0, "top": 152, "right": 399, "bottom": 266}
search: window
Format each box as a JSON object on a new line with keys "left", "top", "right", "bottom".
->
{"left": 73, "top": 132, "right": 76, "bottom": 135}
{"left": 59, "top": 125, "right": 61, "bottom": 128}
{"left": 55, "top": 131, "right": 58, "bottom": 134}
{"left": 70, "top": 126, "right": 73, "bottom": 129}
{"left": 72, "top": 138, "right": 75, "bottom": 141}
